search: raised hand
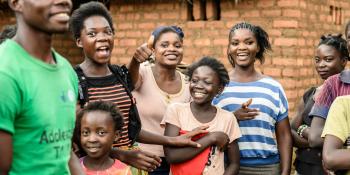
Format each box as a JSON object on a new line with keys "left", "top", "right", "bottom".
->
{"left": 234, "top": 98, "right": 259, "bottom": 121}
{"left": 132, "top": 35, "right": 154, "bottom": 64}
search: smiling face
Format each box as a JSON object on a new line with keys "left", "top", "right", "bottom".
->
{"left": 16, "top": 0, "right": 72, "bottom": 34}
{"left": 80, "top": 111, "right": 118, "bottom": 159}
{"left": 228, "top": 29, "right": 259, "bottom": 68}
{"left": 190, "top": 66, "right": 222, "bottom": 105}
{"left": 315, "top": 44, "right": 345, "bottom": 80}
{"left": 154, "top": 32, "right": 183, "bottom": 68}
{"left": 76, "top": 15, "right": 114, "bottom": 65}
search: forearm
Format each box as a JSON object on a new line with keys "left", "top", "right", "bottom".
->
{"left": 0, "top": 131, "right": 12, "bottom": 175}
{"left": 291, "top": 129, "right": 309, "bottom": 148}
{"left": 164, "top": 136, "right": 214, "bottom": 163}
{"left": 225, "top": 141, "right": 239, "bottom": 175}
{"left": 127, "top": 58, "right": 141, "bottom": 87}
{"left": 137, "top": 129, "right": 170, "bottom": 145}
{"left": 323, "top": 149, "right": 350, "bottom": 170}
{"left": 309, "top": 117, "right": 325, "bottom": 148}
{"left": 224, "top": 163, "right": 239, "bottom": 175}
{"left": 276, "top": 119, "right": 292, "bottom": 175}
{"left": 68, "top": 151, "right": 85, "bottom": 175}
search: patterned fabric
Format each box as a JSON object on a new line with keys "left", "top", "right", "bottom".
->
{"left": 309, "top": 70, "right": 350, "bottom": 119}
{"left": 85, "top": 74, "right": 132, "bottom": 147}
{"left": 212, "top": 77, "right": 288, "bottom": 166}
{"left": 118, "top": 144, "right": 149, "bottom": 175}
{"left": 80, "top": 157, "right": 132, "bottom": 175}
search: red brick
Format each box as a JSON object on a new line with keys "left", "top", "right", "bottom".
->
{"left": 283, "top": 9, "right": 301, "bottom": 18}
{"left": 144, "top": 13, "right": 159, "bottom": 20}
{"left": 194, "top": 39, "right": 211, "bottom": 46}
{"left": 161, "top": 12, "right": 179, "bottom": 19}
{"left": 282, "top": 68, "right": 298, "bottom": 77}
{"left": 263, "top": 67, "right": 281, "bottom": 77}
{"left": 274, "top": 38, "right": 297, "bottom": 46}
{"left": 187, "top": 21, "right": 205, "bottom": 29}
{"left": 125, "top": 31, "right": 142, "bottom": 37}
{"left": 273, "top": 20, "right": 298, "bottom": 28}
{"left": 138, "top": 22, "right": 156, "bottom": 29}
{"left": 213, "top": 38, "right": 228, "bottom": 46}
{"left": 221, "top": 11, "right": 239, "bottom": 18}
{"left": 257, "top": 0, "right": 275, "bottom": 7}
{"left": 277, "top": 0, "right": 299, "bottom": 7}
{"left": 119, "top": 39, "right": 137, "bottom": 46}
{"left": 241, "top": 10, "right": 260, "bottom": 18}
{"left": 120, "top": 5, "right": 134, "bottom": 12}
{"left": 262, "top": 10, "right": 281, "bottom": 17}
{"left": 117, "top": 23, "right": 133, "bottom": 30}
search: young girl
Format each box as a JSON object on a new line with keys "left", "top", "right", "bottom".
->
{"left": 76, "top": 101, "right": 132, "bottom": 175}
{"left": 162, "top": 57, "right": 241, "bottom": 175}
{"left": 212, "top": 22, "right": 292, "bottom": 175}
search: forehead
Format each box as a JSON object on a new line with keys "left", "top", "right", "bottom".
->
{"left": 81, "top": 111, "right": 114, "bottom": 127}
{"left": 231, "top": 28, "right": 255, "bottom": 40}
{"left": 193, "top": 66, "right": 217, "bottom": 78}
{"left": 83, "top": 15, "right": 111, "bottom": 29}
{"left": 317, "top": 44, "right": 338, "bottom": 55}
{"left": 157, "top": 32, "right": 181, "bottom": 42}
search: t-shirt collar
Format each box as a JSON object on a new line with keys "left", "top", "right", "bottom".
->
{"left": 340, "top": 70, "right": 350, "bottom": 84}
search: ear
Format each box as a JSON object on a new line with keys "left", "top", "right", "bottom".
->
{"left": 217, "top": 86, "right": 224, "bottom": 95}
{"left": 341, "top": 57, "right": 348, "bottom": 68}
{"left": 114, "top": 130, "right": 120, "bottom": 142}
{"left": 76, "top": 38, "right": 83, "bottom": 48}
{"left": 8, "top": 0, "right": 23, "bottom": 13}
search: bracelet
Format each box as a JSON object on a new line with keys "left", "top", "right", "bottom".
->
{"left": 297, "top": 125, "right": 307, "bottom": 137}
{"left": 297, "top": 124, "right": 308, "bottom": 138}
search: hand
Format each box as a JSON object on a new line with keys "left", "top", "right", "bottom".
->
{"left": 234, "top": 107, "right": 259, "bottom": 121}
{"left": 209, "top": 132, "right": 229, "bottom": 151}
{"left": 118, "top": 149, "right": 161, "bottom": 172}
{"left": 132, "top": 43, "right": 152, "bottom": 63}
{"left": 169, "top": 125, "right": 209, "bottom": 147}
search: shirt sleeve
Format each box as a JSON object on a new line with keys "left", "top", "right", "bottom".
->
{"left": 277, "top": 85, "right": 289, "bottom": 122}
{"left": 133, "top": 63, "right": 147, "bottom": 90}
{"left": 321, "top": 97, "right": 350, "bottom": 142}
{"left": 309, "top": 79, "right": 334, "bottom": 119}
{"left": 160, "top": 103, "right": 181, "bottom": 128}
{"left": 227, "top": 112, "right": 242, "bottom": 143}
{"left": 0, "top": 72, "right": 21, "bottom": 134}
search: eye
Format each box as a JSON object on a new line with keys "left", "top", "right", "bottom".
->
{"left": 204, "top": 80, "right": 213, "bottom": 85}
{"left": 175, "top": 43, "right": 182, "bottom": 48}
{"left": 160, "top": 43, "right": 168, "bottom": 48}
{"left": 81, "top": 130, "right": 89, "bottom": 136}
{"left": 325, "top": 58, "right": 333, "bottom": 62}
{"left": 314, "top": 57, "right": 320, "bottom": 63}
{"left": 97, "top": 130, "right": 107, "bottom": 136}
{"left": 231, "top": 42, "right": 238, "bottom": 46}
{"left": 87, "top": 31, "right": 96, "bottom": 37}
{"left": 246, "top": 41, "right": 254, "bottom": 45}
{"left": 190, "top": 79, "right": 199, "bottom": 83}
{"left": 105, "top": 29, "right": 113, "bottom": 35}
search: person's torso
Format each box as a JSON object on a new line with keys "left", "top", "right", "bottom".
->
{"left": 0, "top": 40, "right": 78, "bottom": 175}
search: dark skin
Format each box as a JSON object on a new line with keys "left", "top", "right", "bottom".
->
{"left": 1, "top": 0, "right": 84, "bottom": 174}
{"left": 323, "top": 135, "right": 350, "bottom": 170}
{"left": 228, "top": 29, "right": 292, "bottom": 175}
{"left": 76, "top": 17, "right": 206, "bottom": 171}
{"left": 308, "top": 44, "right": 347, "bottom": 148}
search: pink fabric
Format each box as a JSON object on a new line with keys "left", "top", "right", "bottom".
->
{"left": 80, "top": 157, "right": 132, "bottom": 175}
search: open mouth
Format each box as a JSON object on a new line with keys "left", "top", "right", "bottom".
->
{"left": 51, "top": 12, "right": 70, "bottom": 22}
{"left": 96, "top": 46, "right": 111, "bottom": 58}
{"left": 193, "top": 92, "right": 206, "bottom": 98}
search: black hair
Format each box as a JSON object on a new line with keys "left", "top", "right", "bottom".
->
{"left": 0, "top": 24, "right": 16, "bottom": 44}
{"left": 152, "top": 26, "right": 184, "bottom": 48}
{"left": 345, "top": 20, "right": 350, "bottom": 38}
{"left": 76, "top": 101, "right": 123, "bottom": 132}
{"left": 228, "top": 22, "right": 271, "bottom": 65}
{"left": 187, "top": 57, "right": 229, "bottom": 88}
{"left": 69, "top": 1, "right": 114, "bottom": 39}
{"left": 318, "top": 34, "right": 349, "bottom": 60}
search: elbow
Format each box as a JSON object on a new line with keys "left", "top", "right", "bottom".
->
{"left": 308, "top": 134, "right": 322, "bottom": 148}
{"left": 323, "top": 151, "right": 337, "bottom": 170}
{"left": 163, "top": 148, "right": 179, "bottom": 164}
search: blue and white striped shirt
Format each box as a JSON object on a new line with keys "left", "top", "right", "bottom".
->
{"left": 212, "top": 77, "right": 288, "bottom": 166}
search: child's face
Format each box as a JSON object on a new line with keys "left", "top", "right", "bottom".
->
{"left": 80, "top": 111, "right": 118, "bottom": 159}
{"left": 77, "top": 15, "right": 114, "bottom": 65}
{"left": 190, "top": 66, "right": 222, "bottom": 105}
{"left": 154, "top": 32, "right": 183, "bottom": 67}
{"left": 228, "top": 29, "right": 259, "bottom": 68}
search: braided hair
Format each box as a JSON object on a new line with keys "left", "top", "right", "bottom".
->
{"left": 187, "top": 56, "right": 229, "bottom": 88}
{"left": 228, "top": 22, "right": 271, "bottom": 66}
{"left": 318, "top": 34, "right": 349, "bottom": 60}
{"left": 151, "top": 26, "right": 184, "bottom": 48}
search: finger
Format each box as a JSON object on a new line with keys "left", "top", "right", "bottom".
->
{"left": 140, "top": 45, "right": 153, "bottom": 57}
{"left": 141, "top": 151, "right": 162, "bottom": 164}
{"left": 186, "top": 140, "right": 201, "bottom": 148}
{"left": 246, "top": 112, "right": 259, "bottom": 116}
{"left": 147, "top": 35, "right": 155, "bottom": 49}
{"left": 241, "top": 98, "right": 253, "bottom": 109}
{"left": 185, "top": 129, "right": 208, "bottom": 137}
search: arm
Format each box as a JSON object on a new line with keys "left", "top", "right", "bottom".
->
{"left": 127, "top": 43, "right": 152, "bottom": 87}
{"left": 291, "top": 98, "right": 309, "bottom": 148}
{"left": 308, "top": 116, "right": 325, "bottom": 148}
{"left": 163, "top": 123, "right": 229, "bottom": 164}
{"left": 0, "top": 130, "right": 12, "bottom": 175}
{"left": 137, "top": 127, "right": 208, "bottom": 147}
{"left": 224, "top": 140, "right": 240, "bottom": 175}
{"left": 276, "top": 118, "right": 292, "bottom": 175}
{"left": 110, "top": 147, "right": 161, "bottom": 172}
{"left": 68, "top": 151, "right": 85, "bottom": 175}
{"left": 323, "top": 135, "right": 350, "bottom": 170}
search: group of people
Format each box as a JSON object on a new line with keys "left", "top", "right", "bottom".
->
{"left": 1, "top": 0, "right": 350, "bottom": 175}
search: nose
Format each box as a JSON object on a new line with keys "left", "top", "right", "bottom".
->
{"left": 318, "top": 60, "right": 327, "bottom": 68}
{"left": 54, "top": 0, "right": 72, "bottom": 10}
{"left": 238, "top": 43, "right": 247, "bottom": 50}
{"left": 87, "top": 133, "right": 98, "bottom": 142}
{"left": 96, "top": 33, "right": 109, "bottom": 42}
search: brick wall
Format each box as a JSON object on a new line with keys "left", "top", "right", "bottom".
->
{"left": 1, "top": 0, "right": 350, "bottom": 116}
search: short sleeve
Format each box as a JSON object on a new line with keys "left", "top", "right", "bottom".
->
{"left": 309, "top": 78, "right": 334, "bottom": 119}
{"left": 160, "top": 103, "right": 181, "bottom": 128}
{"left": 227, "top": 113, "right": 242, "bottom": 143}
{"left": 133, "top": 63, "right": 147, "bottom": 90}
{"left": 277, "top": 85, "right": 289, "bottom": 122}
{"left": 321, "top": 97, "right": 350, "bottom": 142}
{"left": 0, "top": 73, "right": 21, "bottom": 134}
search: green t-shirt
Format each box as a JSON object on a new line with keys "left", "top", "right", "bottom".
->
{"left": 0, "top": 39, "right": 78, "bottom": 175}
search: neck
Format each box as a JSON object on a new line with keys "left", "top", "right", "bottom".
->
{"left": 191, "top": 101, "right": 214, "bottom": 113}
{"left": 80, "top": 60, "right": 110, "bottom": 77}
{"left": 153, "top": 63, "right": 177, "bottom": 81}
{"left": 231, "top": 64, "right": 259, "bottom": 81}
{"left": 83, "top": 155, "right": 114, "bottom": 171}
{"left": 13, "top": 22, "right": 54, "bottom": 64}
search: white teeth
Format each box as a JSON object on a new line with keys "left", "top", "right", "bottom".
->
{"left": 194, "top": 92, "right": 205, "bottom": 98}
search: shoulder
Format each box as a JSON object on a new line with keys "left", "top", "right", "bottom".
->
{"left": 216, "top": 107, "right": 234, "bottom": 119}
